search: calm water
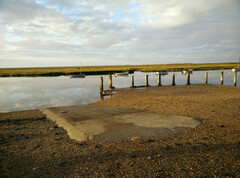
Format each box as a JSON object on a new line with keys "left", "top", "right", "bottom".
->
{"left": 0, "top": 70, "right": 239, "bottom": 113}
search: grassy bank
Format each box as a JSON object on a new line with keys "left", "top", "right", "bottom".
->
{"left": 0, "top": 62, "right": 237, "bottom": 77}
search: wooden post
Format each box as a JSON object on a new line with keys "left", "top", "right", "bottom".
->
{"left": 158, "top": 74, "right": 162, "bottom": 86}
{"left": 131, "top": 75, "right": 134, "bottom": 88}
{"left": 205, "top": 72, "right": 208, "bottom": 84}
{"left": 100, "top": 92, "right": 104, "bottom": 100}
{"left": 221, "top": 71, "right": 224, "bottom": 85}
{"left": 187, "top": 73, "right": 191, "bottom": 85}
{"left": 234, "top": 71, "right": 237, "bottom": 86}
{"left": 100, "top": 77, "right": 103, "bottom": 93}
{"left": 145, "top": 75, "right": 149, "bottom": 87}
{"left": 109, "top": 74, "right": 112, "bottom": 90}
{"left": 172, "top": 73, "right": 175, "bottom": 85}
{"left": 100, "top": 77, "right": 104, "bottom": 100}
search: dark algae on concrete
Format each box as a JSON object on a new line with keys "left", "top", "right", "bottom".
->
{"left": 1, "top": 85, "right": 240, "bottom": 177}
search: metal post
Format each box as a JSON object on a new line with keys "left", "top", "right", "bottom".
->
{"left": 205, "top": 72, "right": 208, "bottom": 84}
{"left": 158, "top": 74, "right": 162, "bottom": 86}
{"left": 131, "top": 75, "right": 134, "bottom": 88}
{"left": 234, "top": 71, "right": 237, "bottom": 86}
{"left": 109, "top": 74, "right": 112, "bottom": 90}
{"left": 187, "top": 73, "right": 191, "bottom": 85}
{"left": 221, "top": 71, "right": 224, "bottom": 85}
{"left": 145, "top": 75, "right": 149, "bottom": 87}
{"left": 172, "top": 73, "right": 175, "bottom": 86}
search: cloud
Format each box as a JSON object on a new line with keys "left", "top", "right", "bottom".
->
{"left": 0, "top": 0, "right": 240, "bottom": 67}
{"left": 0, "top": 0, "right": 47, "bottom": 24}
{"left": 138, "top": 0, "right": 238, "bottom": 28}
{"left": 87, "top": 33, "right": 120, "bottom": 49}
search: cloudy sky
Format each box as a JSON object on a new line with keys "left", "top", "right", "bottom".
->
{"left": 0, "top": 0, "right": 240, "bottom": 67}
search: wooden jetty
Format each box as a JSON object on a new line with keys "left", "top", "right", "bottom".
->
{"left": 100, "top": 71, "right": 239, "bottom": 99}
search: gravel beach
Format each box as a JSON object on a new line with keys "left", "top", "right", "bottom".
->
{"left": 1, "top": 84, "right": 240, "bottom": 177}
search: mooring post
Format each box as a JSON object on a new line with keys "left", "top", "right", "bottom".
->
{"left": 187, "top": 73, "right": 191, "bottom": 85}
{"left": 100, "top": 77, "right": 104, "bottom": 100}
{"left": 234, "top": 71, "right": 237, "bottom": 86}
{"left": 100, "top": 76, "right": 103, "bottom": 93}
{"left": 145, "top": 75, "right": 149, "bottom": 87}
{"left": 205, "top": 72, "right": 208, "bottom": 84}
{"left": 100, "top": 92, "right": 104, "bottom": 100}
{"left": 131, "top": 75, "right": 134, "bottom": 88}
{"left": 158, "top": 74, "right": 162, "bottom": 86}
{"left": 172, "top": 73, "right": 176, "bottom": 85}
{"left": 221, "top": 71, "right": 224, "bottom": 85}
{"left": 109, "top": 74, "right": 112, "bottom": 90}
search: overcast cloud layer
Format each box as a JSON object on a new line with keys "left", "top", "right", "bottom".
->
{"left": 0, "top": 0, "right": 240, "bottom": 67}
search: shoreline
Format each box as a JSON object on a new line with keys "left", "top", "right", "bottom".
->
{"left": 0, "top": 84, "right": 240, "bottom": 177}
{"left": 1, "top": 83, "right": 239, "bottom": 114}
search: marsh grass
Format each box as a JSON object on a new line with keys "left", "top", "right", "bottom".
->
{"left": 0, "top": 63, "right": 237, "bottom": 77}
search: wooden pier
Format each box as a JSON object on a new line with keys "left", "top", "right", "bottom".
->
{"left": 100, "top": 71, "right": 239, "bottom": 98}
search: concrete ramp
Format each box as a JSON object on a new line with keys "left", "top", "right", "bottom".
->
{"left": 40, "top": 105, "right": 200, "bottom": 142}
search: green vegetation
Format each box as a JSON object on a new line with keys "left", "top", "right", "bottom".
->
{"left": 0, "top": 63, "right": 238, "bottom": 77}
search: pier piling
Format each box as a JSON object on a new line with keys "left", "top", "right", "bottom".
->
{"left": 221, "top": 71, "right": 224, "bottom": 85}
{"left": 131, "top": 75, "right": 134, "bottom": 88}
{"left": 205, "top": 72, "right": 208, "bottom": 84}
{"left": 145, "top": 75, "right": 149, "bottom": 87}
{"left": 158, "top": 74, "right": 162, "bottom": 86}
{"left": 234, "top": 71, "right": 237, "bottom": 86}
{"left": 109, "top": 74, "right": 112, "bottom": 90}
{"left": 100, "top": 76, "right": 104, "bottom": 100}
{"left": 172, "top": 73, "right": 176, "bottom": 85}
{"left": 100, "top": 77, "right": 103, "bottom": 92}
{"left": 187, "top": 73, "right": 191, "bottom": 85}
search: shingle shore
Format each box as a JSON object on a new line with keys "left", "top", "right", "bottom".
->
{"left": 0, "top": 84, "right": 239, "bottom": 177}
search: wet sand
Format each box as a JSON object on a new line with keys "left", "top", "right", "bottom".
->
{"left": 0, "top": 84, "right": 240, "bottom": 177}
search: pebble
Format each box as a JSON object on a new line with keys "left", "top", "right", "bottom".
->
{"left": 32, "top": 167, "right": 38, "bottom": 171}
{"left": 131, "top": 137, "right": 140, "bottom": 141}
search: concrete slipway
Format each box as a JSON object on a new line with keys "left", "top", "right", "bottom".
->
{"left": 40, "top": 105, "right": 200, "bottom": 142}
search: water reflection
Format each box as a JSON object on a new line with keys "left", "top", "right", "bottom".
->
{"left": 0, "top": 76, "right": 102, "bottom": 112}
{"left": 0, "top": 70, "right": 239, "bottom": 112}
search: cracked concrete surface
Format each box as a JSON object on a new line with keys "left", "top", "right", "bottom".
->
{"left": 40, "top": 105, "right": 200, "bottom": 142}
